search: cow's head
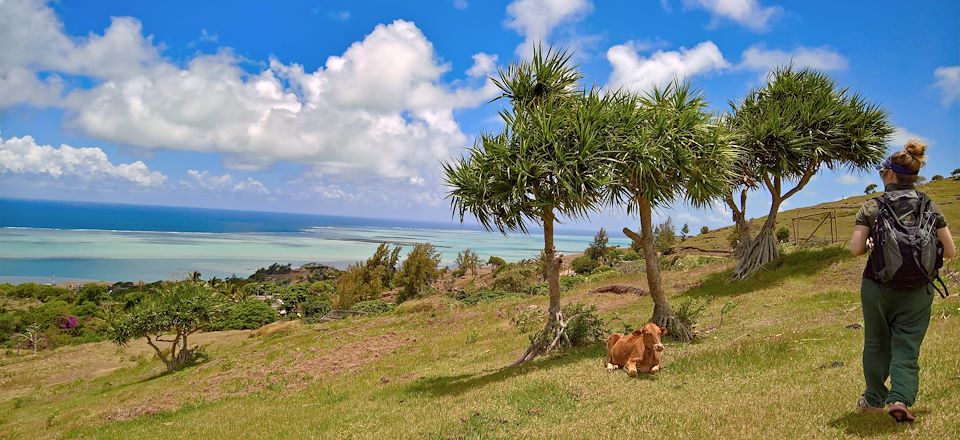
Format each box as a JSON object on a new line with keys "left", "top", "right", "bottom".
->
{"left": 632, "top": 322, "right": 666, "bottom": 352}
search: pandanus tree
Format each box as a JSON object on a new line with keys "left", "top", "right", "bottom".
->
{"left": 444, "top": 47, "right": 615, "bottom": 364}
{"left": 607, "top": 83, "right": 741, "bottom": 341}
{"left": 726, "top": 66, "right": 893, "bottom": 280}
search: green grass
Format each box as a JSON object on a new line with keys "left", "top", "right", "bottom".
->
{"left": 2, "top": 182, "right": 959, "bottom": 438}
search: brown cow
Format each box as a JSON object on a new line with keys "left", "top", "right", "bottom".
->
{"left": 605, "top": 322, "right": 666, "bottom": 376}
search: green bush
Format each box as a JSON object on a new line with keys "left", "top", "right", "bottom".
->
{"left": 335, "top": 262, "right": 384, "bottom": 309}
{"left": 449, "top": 289, "right": 522, "bottom": 305}
{"left": 571, "top": 255, "right": 600, "bottom": 275}
{"left": 776, "top": 226, "right": 791, "bottom": 243}
{"left": 491, "top": 264, "right": 538, "bottom": 293}
{"left": 584, "top": 228, "right": 609, "bottom": 262}
{"left": 508, "top": 305, "right": 545, "bottom": 333}
{"left": 218, "top": 298, "right": 279, "bottom": 330}
{"left": 621, "top": 249, "right": 640, "bottom": 261}
{"left": 654, "top": 217, "right": 677, "bottom": 253}
{"left": 351, "top": 300, "right": 396, "bottom": 314}
{"left": 559, "top": 275, "right": 587, "bottom": 291}
{"left": 670, "top": 298, "right": 709, "bottom": 340}
{"left": 700, "top": 226, "right": 710, "bottom": 235}
{"left": 562, "top": 303, "right": 605, "bottom": 347}
{"left": 487, "top": 256, "right": 507, "bottom": 267}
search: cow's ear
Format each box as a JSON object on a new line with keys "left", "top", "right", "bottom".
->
{"left": 660, "top": 327, "right": 667, "bottom": 336}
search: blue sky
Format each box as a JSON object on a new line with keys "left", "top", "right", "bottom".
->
{"left": 1, "top": 0, "right": 958, "bottom": 236}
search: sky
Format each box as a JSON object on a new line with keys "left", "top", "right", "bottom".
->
{"left": 1, "top": 0, "right": 958, "bottom": 236}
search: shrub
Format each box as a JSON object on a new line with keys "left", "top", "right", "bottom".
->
{"left": 351, "top": 300, "right": 396, "bottom": 314}
{"left": 487, "top": 256, "right": 507, "bottom": 267}
{"left": 726, "top": 228, "right": 740, "bottom": 249}
{"left": 700, "top": 226, "right": 710, "bottom": 235}
{"left": 621, "top": 248, "right": 640, "bottom": 261}
{"left": 606, "top": 247, "right": 624, "bottom": 264}
{"left": 455, "top": 249, "right": 480, "bottom": 276}
{"left": 449, "top": 289, "right": 522, "bottom": 305}
{"left": 680, "top": 223, "right": 690, "bottom": 240}
{"left": 75, "top": 284, "right": 108, "bottom": 305}
{"left": 559, "top": 275, "right": 587, "bottom": 291}
{"left": 931, "top": 174, "right": 944, "bottom": 181}
{"left": 396, "top": 243, "right": 442, "bottom": 303}
{"left": 562, "top": 303, "right": 604, "bottom": 347}
{"left": 776, "top": 226, "right": 791, "bottom": 243}
{"left": 335, "top": 262, "right": 384, "bottom": 309}
{"left": 670, "top": 298, "right": 708, "bottom": 340}
{"left": 571, "top": 255, "right": 600, "bottom": 275}
{"left": 509, "top": 305, "right": 545, "bottom": 333}
{"left": 219, "top": 298, "right": 279, "bottom": 330}
{"left": 491, "top": 264, "right": 538, "bottom": 293}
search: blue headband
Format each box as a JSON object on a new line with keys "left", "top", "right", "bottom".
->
{"left": 876, "top": 157, "right": 919, "bottom": 175}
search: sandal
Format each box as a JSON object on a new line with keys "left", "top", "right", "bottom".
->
{"left": 887, "top": 402, "right": 915, "bottom": 423}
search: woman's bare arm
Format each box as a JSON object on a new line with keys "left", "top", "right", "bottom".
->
{"left": 938, "top": 227, "right": 956, "bottom": 259}
{"left": 850, "top": 225, "right": 871, "bottom": 256}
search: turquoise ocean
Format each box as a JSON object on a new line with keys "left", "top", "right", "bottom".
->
{"left": 0, "top": 199, "right": 628, "bottom": 283}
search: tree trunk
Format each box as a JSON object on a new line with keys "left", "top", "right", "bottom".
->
{"left": 513, "top": 208, "right": 568, "bottom": 365}
{"left": 733, "top": 198, "right": 781, "bottom": 280}
{"left": 639, "top": 197, "right": 693, "bottom": 342}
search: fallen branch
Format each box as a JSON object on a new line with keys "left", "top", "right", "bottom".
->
{"left": 589, "top": 285, "right": 647, "bottom": 296}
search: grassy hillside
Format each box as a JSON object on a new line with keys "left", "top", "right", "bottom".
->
{"left": 2, "top": 183, "right": 959, "bottom": 439}
{"left": 682, "top": 178, "right": 960, "bottom": 253}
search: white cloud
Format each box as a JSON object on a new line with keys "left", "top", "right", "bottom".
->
{"left": 0, "top": 133, "right": 166, "bottom": 187}
{"left": 606, "top": 41, "right": 728, "bottom": 92}
{"left": 738, "top": 45, "right": 848, "bottom": 72}
{"left": 0, "top": 5, "right": 497, "bottom": 182}
{"left": 505, "top": 0, "right": 593, "bottom": 58}
{"left": 933, "top": 66, "right": 960, "bottom": 105}
{"left": 683, "top": 0, "right": 781, "bottom": 32}
{"left": 466, "top": 53, "right": 498, "bottom": 78}
{"left": 233, "top": 177, "right": 270, "bottom": 194}
{"left": 0, "top": 0, "right": 159, "bottom": 81}
{"left": 185, "top": 170, "right": 270, "bottom": 194}
{"left": 835, "top": 174, "right": 860, "bottom": 185}
{"left": 890, "top": 127, "right": 930, "bottom": 149}
{"left": 186, "top": 169, "right": 233, "bottom": 190}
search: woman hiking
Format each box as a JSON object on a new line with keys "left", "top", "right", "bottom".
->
{"left": 849, "top": 139, "right": 956, "bottom": 423}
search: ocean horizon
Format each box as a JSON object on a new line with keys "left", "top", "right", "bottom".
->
{"left": 0, "top": 198, "right": 629, "bottom": 284}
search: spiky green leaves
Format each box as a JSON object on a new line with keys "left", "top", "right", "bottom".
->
{"left": 605, "top": 82, "right": 741, "bottom": 212}
{"left": 444, "top": 47, "right": 615, "bottom": 233}
{"left": 729, "top": 66, "right": 893, "bottom": 184}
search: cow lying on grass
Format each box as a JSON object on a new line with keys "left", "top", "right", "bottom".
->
{"left": 605, "top": 322, "right": 666, "bottom": 376}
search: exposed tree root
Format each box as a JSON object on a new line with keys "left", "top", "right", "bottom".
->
{"left": 733, "top": 225, "right": 777, "bottom": 280}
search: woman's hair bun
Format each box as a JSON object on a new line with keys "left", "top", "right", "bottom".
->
{"left": 904, "top": 139, "right": 927, "bottom": 160}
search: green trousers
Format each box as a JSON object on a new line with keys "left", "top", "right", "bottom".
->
{"left": 860, "top": 277, "right": 933, "bottom": 407}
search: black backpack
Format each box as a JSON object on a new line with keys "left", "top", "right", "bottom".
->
{"left": 867, "top": 191, "right": 948, "bottom": 297}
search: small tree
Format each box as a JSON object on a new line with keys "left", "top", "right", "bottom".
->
{"left": 864, "top": 183, "right": 878, "bottom": 194}
{"left": 931, "top": 175, "right": 943, "bottom": 182}
{"left": 12, "top": 323, "right": 46, "bottom": 354}
{"left": 951, "top": 168, "right": 960, "bottom": 179}
{"left": 110, "top": 282, "right": 225, "bottom": 371}
{"left": 571, "top": 255, "right": 600, "bottom": 274}
{"left": 700, "top": 226, "right": 710, "bottom": 235}
{"left": 445, "top": 47, "right": 614, "bottom": 363}
{"left": 653, "top": 217, "right": 677, "bottom": 253}
{"left": 487, "top": 256, "right": 507, "bottom": 267}
{"left": 725, "top": 66, "right": 892, "bottom": 279}
{"left": 335, "top": 262, "right": 383, "bottom": 309}
{"left": 585, "top": 228, "right": 609, "bottom": 262}
{"left": 680, "top": 223, "right": 690, "bottom": 241}
{"left": 455, "top": 248, "right": 480, "bottom": 276}
{"left": 396, "top": 243, "right": 442, "bottom": 303}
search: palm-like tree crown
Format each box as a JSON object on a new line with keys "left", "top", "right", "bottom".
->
{"left": 444, "top": 47, "right": 614, "bottom": 233}
{"left": 729, "top": 66, "right": 893, "bottom": 185}
{"left": 605, "top": 82, "right": 741, "bottom": 211}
